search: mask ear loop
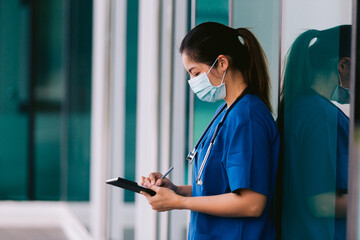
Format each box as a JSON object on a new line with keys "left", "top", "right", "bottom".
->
{"left": 221, "top": 70, "right": 227, "bottom": 84}
{"left": 207, "top": 58, "right": 219, "bottom": 74}
{"left": 338, "top": 73, "right": 350, "bottom": 91}
{"left": 338, "top": 73, "right": 342, "bottom": 86}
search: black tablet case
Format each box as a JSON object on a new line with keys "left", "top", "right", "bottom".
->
{"left": 106, "top": 177, "right": 156, "bottom": 196}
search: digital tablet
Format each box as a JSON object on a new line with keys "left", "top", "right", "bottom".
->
{"left": 106, "top": 177, "right": 156, "bottom": 196}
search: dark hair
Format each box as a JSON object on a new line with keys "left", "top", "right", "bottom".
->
{"left": 180, "top": 22, "right": 272, "bottom": 112}
{"left": 281, "top": 25, "right": 351, "bottom": 105}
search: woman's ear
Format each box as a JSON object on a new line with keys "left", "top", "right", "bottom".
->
{"left": 217, "top": 55, "right": 229, "bottom": 72}
{"left": 338, "top": 57, "right": 351, "bottom": 74}
{"left": 338, "top": 57, "right": 351, "bottom": 88}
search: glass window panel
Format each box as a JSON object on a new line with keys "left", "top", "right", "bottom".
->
{"left": 0, "top": 0, "right": 31, "bottom": 200}
{"left": 124, "top": 0, "right": 139, "bottom": 202}
{"left": 232, "top": 0, "right": 280, "bottom": 117}
{"left": 33, "top": 0, "right": 64, "bottom": 200}
{"left": 0, "top": 0, "right": 92, "bottom": 201}
{"left": 65, "top": 0, "right": 92, "bottom": 201}
{"left": 32, "top": 0, "right": 93, "bottom": 201}
{"left": 279, "top": 1, "right": 352, "bottom": 239}
{"left": 193, "top": 0, "right": 228, "bottom": 143}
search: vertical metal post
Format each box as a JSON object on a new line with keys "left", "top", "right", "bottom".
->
{"left": 108, "top": 0, "right": 127, "bottom": 239}
{"left": 228, "top": 0, "right": 233, "bottom": 27}
{"left": 347, "top": 0, "right": 359, "bottom": 239}
{"left": 90, "top": 0, "right": 111, "bottom": 239}
{"left": 60, "top": 0, "right": 70, "bottom": 201}
{"left": 187, "top": 0, "right": 196, "bottom": 194}
{"left": 28, "top": 0, "right": 37, "bottom": 201}
{"left": 169, "top": 1, "right": 189, "bottom": 239}
{"left": 135, "top": 1, "right": 160, "bottom": 240}
{"left": 158, "top": 0, "right": 174, "bottom": 239}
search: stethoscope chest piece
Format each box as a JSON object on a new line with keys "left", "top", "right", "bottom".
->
{"left": 196, "top": 179, "right": 203, "bottom": 185}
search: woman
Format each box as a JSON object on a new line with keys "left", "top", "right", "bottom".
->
{"left": 141, "top": 22, "right": 280, "bottom": 240}
{"left": 278, "top": 25, "right": 350, "bottom": 240}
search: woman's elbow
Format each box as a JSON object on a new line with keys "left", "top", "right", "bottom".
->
{"left": 242, "top": 196, "right": 267, "bottom": 217}
{"left": 233, "top": 201, "right": 266, "bottom": 217}
{"left": 233, "top": 189, "right": 267, "bottom": 217}
{"left": 247, "top": 203, "right": 266, "bottom": 217}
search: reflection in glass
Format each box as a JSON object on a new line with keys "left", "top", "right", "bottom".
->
{"left": 279, "top": 25, "right": 351, "bottom": 239}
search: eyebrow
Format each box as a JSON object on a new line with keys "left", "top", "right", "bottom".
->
{"left": 188, "top": 67, "right": 195, "bottom": 74}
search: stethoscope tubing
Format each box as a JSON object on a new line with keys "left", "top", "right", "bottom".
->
{"left": 188, "top": 88, "right": 249, "bottom": 185}
{"left": 196, "top": 142, "right": 213, "bottom": 185}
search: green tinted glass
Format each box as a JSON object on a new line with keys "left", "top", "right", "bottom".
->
{"left": 124, "top": 0, "right": 139, "bottom": 202}
{"left": 0, "top": 0, "right": 92, "bottom": 201}
{"left": 193, "top": 0, "right": 228, "bottom": 144}
{"left": 279, "top": 2, "right": 351, "bottom": 239}
{"left": 0, "top": 0, "right": 30, "bottom": 199}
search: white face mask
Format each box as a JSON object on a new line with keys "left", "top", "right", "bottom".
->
{"left": 331, "top": 85, "right": 350, "bottom": 104}
{"left": 188, "top": 58, "right": 227, "bottom": 103}
{"left": 330, "top": 74, "right": 350, "bottom": 104}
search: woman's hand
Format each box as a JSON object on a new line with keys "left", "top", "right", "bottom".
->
{"left": 141, "top": 172, "right": 178, "bottom": 193}
{"left": 140, "top": 184, "right": 183, "bottom": 212}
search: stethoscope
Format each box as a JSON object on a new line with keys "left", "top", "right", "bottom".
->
{"left": 186, "top": 88, "right": 248, "bottom": 185}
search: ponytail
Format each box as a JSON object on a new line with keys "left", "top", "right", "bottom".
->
{"left": 281, "top": 30, "right": 319, "bottom": 105}
{"left": 278, "top": 30, "right": 319, "bottom": 136}
{"left": 237, "top": 28, "right": 272, "bottom": 112}
{"left": 180, "top": 22, "right": 272, "bottom": 112}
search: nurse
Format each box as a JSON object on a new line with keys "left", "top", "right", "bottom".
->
{"left": 141, "top": 22, "right": 280, "bottom": 240}
{"left": 278, "top": 25, "right": 351, "bottom": 240}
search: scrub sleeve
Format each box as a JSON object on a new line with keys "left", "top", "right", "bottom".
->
{"left": 226, "top": 120, "right": 271, "bottom": 196}
{"left": 188, "top": 94, "right": 279, "bottom": 240}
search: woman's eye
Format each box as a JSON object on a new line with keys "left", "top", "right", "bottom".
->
{"left": 194, "top": 72, "right": 200, "bottom": 77}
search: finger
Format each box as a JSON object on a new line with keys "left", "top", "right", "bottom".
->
{"left": 149, "top": 172, "right": 163, "bottom": 184}
{"left": 149, "top": 174, "right": 156, "bottom": 185}
{"left": 140, "top": 191, "right": 151, "bottom": 200}
{"left": 155, "top": 179, "right": 164, "bottom": 186}
{"left": 144, "top": 178, "right": 153, "bottom": 188}
{"left": 147, "top": 184, "right": 161, "bottom": 192}
{"left": 140, "top": 176, "right": 146, "bottom": 185}
{"left": 144, "top": 177, "right": 151, "bottom": 185}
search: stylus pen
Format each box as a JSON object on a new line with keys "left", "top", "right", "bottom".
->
{"left": 161, "top": 166, "right": 174, "bottom": 179}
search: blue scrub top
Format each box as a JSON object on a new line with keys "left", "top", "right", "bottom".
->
{"left": 188, "top": 94, "right": 280, "bottom": 240}
{"left": 281, "top": 90, "right": 348, "bottom": 240}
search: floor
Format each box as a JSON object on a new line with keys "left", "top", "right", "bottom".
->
{"left": 0, "top": 202, "right": 92, "bottom": 240}
{"left": 0, "top": 227, "right": 69, "bottom": 240}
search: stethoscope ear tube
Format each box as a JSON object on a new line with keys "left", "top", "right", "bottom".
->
{"left": 196, "top": 142, "right": 214, "bottom": 185}
{"left": 189, "top": 88, "right": 249, "bottom": 186}
{"left": 186, "top": 103, "right": 227, "bottom": 165}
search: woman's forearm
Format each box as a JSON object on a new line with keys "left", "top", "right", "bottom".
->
{"left": 175, "top": 185, "right": 192, "bottom": 197}
{"left": 177, "top": 189, "right": 267, "bottom": 217}
{"left": 308, "top": 192, "right": 348, "bottom": 218}
{"left": 335, "top": 194, "right": 347, "bottom": 218}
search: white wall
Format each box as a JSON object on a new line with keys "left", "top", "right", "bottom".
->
{"left": 232, "top": 0, "right": 281, "bottom": 116}
{"left": 282, "top": 0, "right": 352, "bottom": 59}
